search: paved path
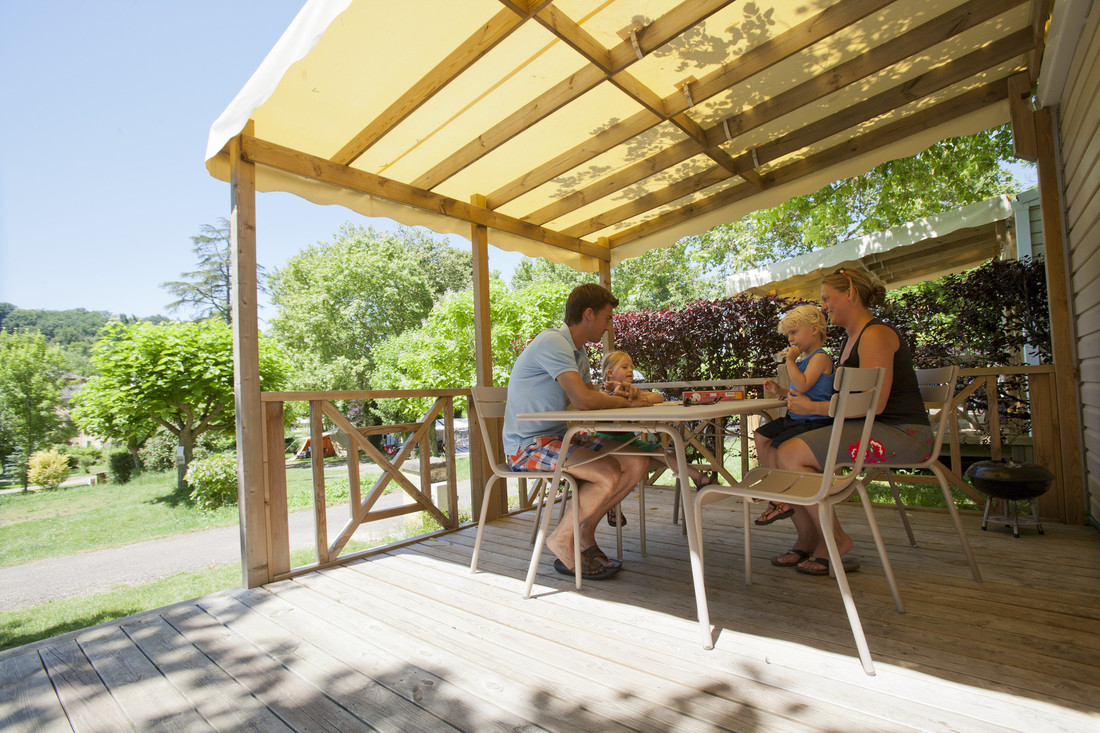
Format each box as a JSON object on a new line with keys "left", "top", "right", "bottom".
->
{"left": 0, "top": 479, "right": 473, "bottom": 612}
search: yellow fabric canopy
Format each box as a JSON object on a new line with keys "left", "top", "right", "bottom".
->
{"left": 206, "top": 0, "right": 1041, "bottom": 271}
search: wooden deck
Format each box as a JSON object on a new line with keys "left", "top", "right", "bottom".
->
{"left": 3, "top": 487, "right": 1099, "bottom": 731}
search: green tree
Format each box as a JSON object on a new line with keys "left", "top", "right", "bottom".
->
{"left": 71, "top": 320, "right": 290, "bottom": 468}
{"left": 510, "top": 241, "right": 718, "bottom": 311}
{"left": 161, "top": 218, "right": 267, "bottom": 324}
{"left": 268, "top": 224, "right": 435, "bottom": 390}
{"left": 370, "top": 281, "right": 571, "bottom": 424}
{"left": 0, "top": 331, "right": 68, "bottom": 489}
{"left": 395, "top": 225, "right": 476, "bottom": 298}
{"left": 691, "top": 125, "right": 1032, "bottom": 278}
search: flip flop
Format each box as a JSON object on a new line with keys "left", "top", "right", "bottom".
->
{"left": 754, "top": 501, "right": 795, "bottom": 525}
{"left": 552, "top": 546, "right": 621, "bottom": 580}
{"left": 606, "top": 507, "right": 627, "bottom": 527}
{"left": 771, "top": 548, "right": 811, "bottom": 567}
{"left": 796, "top": 555, "right": 861, "bottom": 576}
{"left": 691, "top": 472, "right": 718, "bottom": 491}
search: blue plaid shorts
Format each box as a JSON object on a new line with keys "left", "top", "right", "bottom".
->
{"left": 507, "top": 433, "right": 610, "bottom": 472}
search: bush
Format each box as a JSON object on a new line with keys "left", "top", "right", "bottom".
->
{"left": 28, "top": 449, "right": 70, "bottom": 489}
{"left": 109, "top": 451, "right": 137, "bottom": 484}
{"left": 138, "top": 430, "right": 223, "bottom": 472}
{"left": 186, "top": 453, "right": 239, "bottom": 510}
{"left": 57, "top": 445, "right": 101, "bottom": 473}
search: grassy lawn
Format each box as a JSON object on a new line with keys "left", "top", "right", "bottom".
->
{"left": 0, "top": 455, "right": 471, "bottom": 567}
{"left": 0, "top": 508, "right": 474, "bottom": 652}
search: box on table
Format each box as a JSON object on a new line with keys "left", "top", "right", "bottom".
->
{"left": 682, "top": 388, "right": 745, "bottom": 402}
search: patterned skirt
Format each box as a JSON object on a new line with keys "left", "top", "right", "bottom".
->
{"left": 796, "top": 419, "right": 934, "bottom": 468}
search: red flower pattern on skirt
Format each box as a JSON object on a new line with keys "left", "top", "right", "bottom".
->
{"left": 848, "top": 438, "right": 886, "bottom": 463}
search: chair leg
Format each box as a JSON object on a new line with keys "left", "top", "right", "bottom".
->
{"left": 741, "top": 497, "right": 752, "bottom": 584}
{"left": 638, "top": 481, "right": 647, "bottom": 556}
{"left": 854, "top": 481, "right": 904, "bottom": 614}
{"left": 470, "top": 477, "right": 499, "bottom": 573}
{"left": 689, "top": 484, "right": 714, "bottom": 649}
{"left": 884, "top": 470, "right": 917, "bottom": 546}
{"left": 615, "top": 501, "right": 623, "bottom": 558}
{"left": 524, "top": 479, "right": 581, "bottom": 597}
{"left": 672, "top": 479, "right": 681, "bottom": 524}
{"left": 817, "top": 501, "right": 876, "bottom": 676}
{"left": 529, "top": 478, "right": 544, "bottom": 547}
{"left": 932, "top": 465, "right": 981, "bottom": 582}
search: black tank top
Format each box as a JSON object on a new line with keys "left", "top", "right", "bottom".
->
{"left": 841, "top": 318, "right": 927, "bottom": 425}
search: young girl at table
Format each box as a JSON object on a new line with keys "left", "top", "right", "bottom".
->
{"left": 753, "top": 304, "right": 835, "bottom": 528}
{"left": 600, "top": 351, "right": 713, "bottom": 526}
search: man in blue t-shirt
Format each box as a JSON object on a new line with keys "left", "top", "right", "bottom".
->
{"left": 502, "top": 284, "right": 651, "bottom": 580}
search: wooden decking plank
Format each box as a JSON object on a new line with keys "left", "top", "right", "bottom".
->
{"left": 77, "top": 624, "right": 212, "bottom": 731}
{"left": 268, "top": 578, "right": 627, "bottom": 733}
{"left": 228, "top": 586, "right": 548, "bottom": 733}
{"left": 428, "top": 512, "right": 1099, "bottom": 730}
{"left": 39, "top": 639, "right": 133, "bottom": 732}
{"left": 379, "top": 545, "right": 930, "bottom": 733}
{"left": 159, "top": 602, "right": 370, "bottom": 732}
{"left": 121, "top": 612, "right": 293, "bottom": 732}
{"left": 342, "top": 555, "right": 862, "bottom": 733}
{"left": 0, "top": 650, "right": 72, "bottom": 733}
{"left": 402, "top": 535, "right": 1058, "bottom": 733}
{"left": 194, "top": 591, "right": 465, "bottom": 732}
{"left": 295, "top": 566, "right": 714, "bottom": 733}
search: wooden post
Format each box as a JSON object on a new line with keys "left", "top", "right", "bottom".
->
{"left": 470, "top": 194, "right": 499, "bottom": 519}
{"left": 230, "top": 121, "right": 271, "bottom": 587}
{"left": 598, "top": 239, "right": 613, "bottom": 356}
{"left": 1034, "top": 106, "right": 1086, "bottom": 524}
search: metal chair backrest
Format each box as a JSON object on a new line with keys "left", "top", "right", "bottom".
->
{"left": 470, "top": 386, "right": 509, "bottom": 469}
{"left": 818, "top": 366, "right": 886, "bottom": 493}
{"left": 915, "top": 365, "right": 959, "bottom": 465}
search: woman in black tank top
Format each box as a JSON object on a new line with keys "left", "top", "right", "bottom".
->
{"left": 767, "top": 268, "right": 934, "bottom": 575}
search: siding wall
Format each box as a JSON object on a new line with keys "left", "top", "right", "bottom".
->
{"left": 1059, "top": 9, "right": 1100, "bottom": 524}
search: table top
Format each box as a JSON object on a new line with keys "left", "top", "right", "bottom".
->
{"left": 516, "top": 398, "right": 784, "bottom": 424}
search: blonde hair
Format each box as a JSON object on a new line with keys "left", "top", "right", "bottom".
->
{"left": 779, "top": 304, "right": 827, "bottom": 335}
{"left": 821, "top": 267, "right": 888, "bottom": 308}
{"left": 602, "top": 351, "right": 632, "bottom": 380}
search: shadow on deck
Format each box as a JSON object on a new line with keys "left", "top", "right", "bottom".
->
{"left": 2, "top": 487, "right": 1099, "bottom": 731}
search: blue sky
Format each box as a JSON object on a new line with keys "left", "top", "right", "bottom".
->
{"left": 0, "top": 2, "right": 1038, "bottom": 323}
{"left": 0, "top": 1, "right": 523, "bottom": 322}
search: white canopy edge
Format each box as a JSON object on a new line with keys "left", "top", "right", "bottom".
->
{"left": 726, "top": 191, "right": 1015, "bottom": 296}
{"left": 206, "top": 0, "right": 351, "bottom": 164}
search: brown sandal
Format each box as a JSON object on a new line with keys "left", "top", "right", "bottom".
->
{"left": 755, "top": 501, "right": 794, "bottom": 525}
{"left": 771, "top": 548, "right": 811, "bottom": 567}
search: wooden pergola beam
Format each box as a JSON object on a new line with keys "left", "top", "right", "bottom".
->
{"left": 485, "top": 0, "right": 896, "bottom": 209}
{"left": 537, "top": 27, "right": 1032, "bottom": 233}
{"left": 607, "top": 80, "right": 1009, "bottom": 247}
{"left": 332, "top": 9, "right": 525, "bottom": 166}
{"left": 412, "top": 0, "right": 732, "bottom": 192}
{"left": 239, "top": 135, "right": 609, "bottom": 261}
{"left": 714, "top": 0, "right": 1026, "bottom": 142}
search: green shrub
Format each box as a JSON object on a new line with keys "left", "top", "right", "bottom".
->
{"left": 138, "top": 430, "right": 222, "bottom": 472}
{"left": 109, "top": 451, "right": 137, "bottom": 484}
{"left": 186, "top": 453, "right": 239, "bottom": 510}
{"left": 55, "top": 445, "right": 101, "bottom": 473}
{"left": 28, "top": 449, "right": 70, "bottom": 489}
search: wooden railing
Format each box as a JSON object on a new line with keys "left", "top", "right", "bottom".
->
{"left": 259, "top": 388, "right": 479, "bottom": 580}
{"left": 254, "top": 367, "right": 1072, "bottom": 581}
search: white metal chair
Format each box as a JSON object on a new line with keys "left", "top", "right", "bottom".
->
{"left": 691, "top": 366, "right": 903, "bottom": 675}
{"left": 866, "top": 365, "right": 981, "bottom": 582}
{"left": 468, "top": 387, "right": 584, "bottom": 589}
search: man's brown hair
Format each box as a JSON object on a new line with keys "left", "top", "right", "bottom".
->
{"left": 564, "top": 283, "right": 619, "bottom": 325}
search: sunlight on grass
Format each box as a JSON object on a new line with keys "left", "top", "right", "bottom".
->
{"left": 0, "top": 456, "right": 471, "bottom": 567}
